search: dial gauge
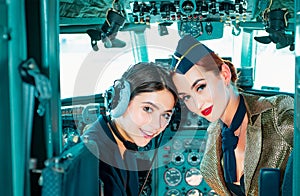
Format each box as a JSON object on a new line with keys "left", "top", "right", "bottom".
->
{"left": 164, "top": 167, "right": 182, "bottom": 186}
{"left": 179, "top": 21, "right": 203, "bottom": 38}
{"left": 186, "top": 188, "right": 203, "bottom": 196}
{"left": 185, "top": 168, "right": 203, "bottom": 186}
{"left": 187, "top": 151, "right": 201, "bottom": 166}
{"left": 165, "top": 189, "right": 181, "bottom": 196}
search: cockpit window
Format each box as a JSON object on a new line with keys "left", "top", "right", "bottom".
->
{"left": 252, "top": 30, "right": 295, "bottom": 93}
{"left": 59, "top": 25, "right": 295, "bottom": 99}
{"left": 59, "top": 31, "right": 135, "bottom": 99}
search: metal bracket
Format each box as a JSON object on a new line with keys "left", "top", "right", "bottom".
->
{"left": 19, "top": 58, "right": 52, "bottom": 116}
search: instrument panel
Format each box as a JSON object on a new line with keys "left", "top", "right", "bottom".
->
{"left": 124, "top": 0, "right": 250, "bottom": 24}
{"left": 152, "top": 128, "right": 216, "bottom": 196}
{"left": 61, "top": 101, "right": 105, "bottom": 146}
{"left": 123, "top": 0, "right": 250, "bottom": 39}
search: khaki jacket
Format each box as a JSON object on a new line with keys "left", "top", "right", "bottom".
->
{"left": 200, "top": 93, "right": 294, "bottom": 195}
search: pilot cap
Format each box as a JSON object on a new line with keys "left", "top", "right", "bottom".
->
{"left": 171, "top": 35, "right": 213, "bottom": 74}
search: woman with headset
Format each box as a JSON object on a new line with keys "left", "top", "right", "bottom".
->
{"left": 170, "top": 35, "right": 294, "bottom": 195}
{"left": 82, "top": 62, "right": 178, "bottom": 196}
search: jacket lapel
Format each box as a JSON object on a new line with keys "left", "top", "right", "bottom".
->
{"left": 244, "top": 114, "right": 262, "bottom": 194}
{"left": 200, "top": 123, "right": 230, "bottom": 195}
{"left": 242, "top": 93, "right": 272, "bottom": 194}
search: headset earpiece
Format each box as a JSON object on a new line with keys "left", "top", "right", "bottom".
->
{"left": 107, "top": 79, "right": 131, "bottom": 118}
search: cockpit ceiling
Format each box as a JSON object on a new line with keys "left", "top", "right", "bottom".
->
{"left": 60, "top": 0, "right": 295, "bottom": 25}
{"left": 60, "top": 0, "right": 113, "bottom": 18}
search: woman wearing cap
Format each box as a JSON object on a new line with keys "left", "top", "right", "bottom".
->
{"left": 82, "top": 62, "right": 177, "bottom": 195}
{"left": 171, "top": 35, "right": 294, "bottom": 195}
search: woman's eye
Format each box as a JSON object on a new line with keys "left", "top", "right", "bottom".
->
{"left": 162, "top": 113, "right": 171, "bottom": 121}
{"left": 196, "top": 84, "right": 207, "bottom": 92}
{"left": 143, "top": 106, "right": 153, "bottom": 113}
{"left": 181, "top": 95, "right": 191, "bottom": 102}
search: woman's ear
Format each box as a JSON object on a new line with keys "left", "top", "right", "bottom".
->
{"left": 220, "top": 63, "right": 232, "bottom": 85}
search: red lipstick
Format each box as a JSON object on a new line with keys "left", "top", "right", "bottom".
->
{"left": 201, "top": 105, "right": 213, "bottom": 116}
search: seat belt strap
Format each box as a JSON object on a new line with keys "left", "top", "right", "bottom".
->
{"left": 19, "top": 58, "right": 52, "bottom": 116}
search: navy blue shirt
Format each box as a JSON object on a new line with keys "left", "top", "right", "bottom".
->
{"left": 82, "top": 115, "right": 139, "bottom": 196}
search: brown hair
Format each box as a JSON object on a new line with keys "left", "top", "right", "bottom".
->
{"left": 125, "top": 62, "right": 178, "bottom": 103}
{"left": 110, "top": 62, "right": 178, "bottom": 110}
{"left": 197, "top": 52, "right": 238, "bottom": 83}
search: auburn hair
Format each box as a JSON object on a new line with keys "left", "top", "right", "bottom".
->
{"left": 197, "top": 52, "right": 238, "bottom": 83}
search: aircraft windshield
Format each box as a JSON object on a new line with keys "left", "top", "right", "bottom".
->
{"left": 60, "top": 24, "right": 295, "bottom": 99}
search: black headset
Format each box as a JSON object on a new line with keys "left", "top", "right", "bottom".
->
{"left": 104, "top": 78, "right": 137, "bottom": 151}
{"left": 106, "top": 78, "right": 131, "bottom": 118}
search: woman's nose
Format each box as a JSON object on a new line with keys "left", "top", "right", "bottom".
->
{"left": 188, "top": 94, "right": 203, "bottom": 113}
{"left": 149, "top": 112, "right": 163, "bottom": 130}
{"left": 195, "top": 93, "right": 205, "bottom": 110}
